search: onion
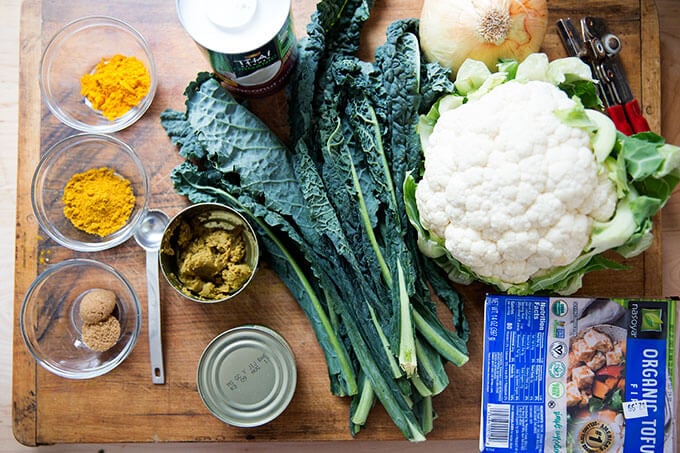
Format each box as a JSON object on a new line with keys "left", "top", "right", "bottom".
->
{"left": 419, "top": 0, "right": 548, "bottom": 75}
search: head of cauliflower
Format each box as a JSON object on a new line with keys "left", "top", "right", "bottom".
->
{"left": 415, "top": 80, "right": 617, "bottom": 284}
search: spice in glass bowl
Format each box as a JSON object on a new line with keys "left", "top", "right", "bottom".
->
{"left": 78, "top": 288, "right": 121, "bottom": 353}
{"left": 80, "top": 54, "right": 151, "bottom": 121}
{"left": 79, "top": 288, "right": 117, "bottom": 323}
{"left": 62, "top": 166, "right": 136, "bottom": 237}
{"left": 82, "top": 315, "right": 121, "bottom": 352}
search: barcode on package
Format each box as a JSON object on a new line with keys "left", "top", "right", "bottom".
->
{"left": 485, "top": 403, "right": 511, "bottom": 448}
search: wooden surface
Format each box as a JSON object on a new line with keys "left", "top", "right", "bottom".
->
{"left": 8, "top": 0, "right": 675, "bottom": 448}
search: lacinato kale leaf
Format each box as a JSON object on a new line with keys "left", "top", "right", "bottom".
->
{"left": 161, "top": 83, "right": 360, "bottom": 398}
{"left": 161, "top": 0, "right": 467, "bottom": 441}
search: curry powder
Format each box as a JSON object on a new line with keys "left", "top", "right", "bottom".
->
{"left": 80, "top": 54, "right": 151, "bottom": 121}
{"left": 63, "top": 167, "right": 136, "bottom": 237}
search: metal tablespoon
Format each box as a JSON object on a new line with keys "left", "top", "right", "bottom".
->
{"left": 134, "top": 209, "right": 170, "bottom": 385}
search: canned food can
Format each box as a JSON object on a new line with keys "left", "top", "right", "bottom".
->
{"left": 197, "top": 325, "right": 297, "bottom": 427}
{"left": 177, "top": 0, "right": 297, "bottom": 97}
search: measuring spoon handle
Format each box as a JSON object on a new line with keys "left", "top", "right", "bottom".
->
{"left": 147, "top": 249, "right": 165, "bottom": 384}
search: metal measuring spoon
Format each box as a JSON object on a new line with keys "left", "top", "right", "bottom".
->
{"left": 134, "top": 209, "right": 170, "bottom": 385}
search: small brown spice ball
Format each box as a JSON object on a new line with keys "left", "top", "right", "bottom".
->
{"left": 82, "top": 316, "right": 121, "bottom": 352}
{"left": 79, "top": 288, "right": 117, "bottom": 323}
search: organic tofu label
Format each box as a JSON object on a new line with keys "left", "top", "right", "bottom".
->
{"left": 480, "top": 295, "right": 676, "bottom": 453}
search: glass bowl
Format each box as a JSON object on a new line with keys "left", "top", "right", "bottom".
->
{"left": 20, "top": 259, "right": 142, "bottom": 379}
{"left": 31, "top": 133, "right": 150, "bottom": 252}
{"left": 40, "top": 16, "right": 157, "bottom": 133}
{"left": 160, "top": 203, "right": 260, "bottom": 303}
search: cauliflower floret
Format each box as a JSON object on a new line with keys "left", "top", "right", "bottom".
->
{"left": 415, "top": 80, "right": 617, "bottom": 284}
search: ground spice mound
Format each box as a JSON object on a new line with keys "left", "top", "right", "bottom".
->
{"left": 82, "top": 316, "right": 121, "bottom": 352}
{"left": 79, "top": 288, "right": 117, "bottom": 323}
{"left": 62, "top": 167, "right": 136, "bottom": 237}
{"left": 80, "top": 54, "right": 151, "bottom": 121}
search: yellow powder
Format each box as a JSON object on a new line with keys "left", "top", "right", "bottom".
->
{"left": 38, "top": 249, "right": 51, "bottom": 265}
{"left": 80, "top": 54, "right": 151, "bottom": 121}
{"left": 63, "top": 167, "right": 136, "bottom": 237}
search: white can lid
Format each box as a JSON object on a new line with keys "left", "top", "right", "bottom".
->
{"left": 177, "top": 0, "right": 291, "bottom": 54}
{"left": 206, "top": 0, "right": 257, "bottom": 29}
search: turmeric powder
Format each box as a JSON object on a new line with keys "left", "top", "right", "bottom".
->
{"left": 80, "top": 54, "right": 151, "bottom": 121}
{"left": 63, "top": 167, "right": 136, "bottom": 237}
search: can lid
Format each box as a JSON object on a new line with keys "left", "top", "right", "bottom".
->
{"left": 177, "top": 0, "right": 291, "bottom": 54}
{"left": 197, "top": 325, "right": 297, "bottom": 427}
{"left": 206, "top": 0, "right": 256, "bottom": 29}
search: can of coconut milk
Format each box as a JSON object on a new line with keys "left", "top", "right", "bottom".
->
{"left": 176, "top": 0, "right": 297, "bottom": 98}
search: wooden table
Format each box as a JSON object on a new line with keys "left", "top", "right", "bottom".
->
{"left": 12, "top": 0, "right": 674, "bottom": 447}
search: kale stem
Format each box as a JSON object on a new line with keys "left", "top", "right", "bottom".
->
{"left": 348, "top": 155, "right": 393, "bottom": 288}
{"left": 413, "top": 306, "right": 469, "bottom": 367}
{"left": 367, "top": 302, "right": 402, "bottom": 378}
{"left": 253, "top": 218, "right": 360, "bottom": 394}
{"left": 418, "top": 395, "right": 434, "bottom": 435}
{"left": 350, "top": 373, "right": 375, "bottom": 426}
{"left": 355, "top": 95, "right": 399, "bottom": 211}
{"left": 414, "top": 335, "right": 449, "bottom": 395}
{"left": 397, "top": 259, "right": 417, "bottom": 376}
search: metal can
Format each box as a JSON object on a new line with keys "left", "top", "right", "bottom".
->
{"left": 177, "top": 0, "right": 297, "bottom": 98}
{"left": 196, "top": 325, "right": 297, "bottom": 427}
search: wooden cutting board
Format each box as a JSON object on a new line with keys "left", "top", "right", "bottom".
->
{"left": 12, "top": 0, "right": 662, "bottom": 446}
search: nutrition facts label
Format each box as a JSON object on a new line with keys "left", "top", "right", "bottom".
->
{"left": 482, "top": 295, "right": 550, "bottom": 451}
{"left": 502, "top": 301, "right": 546, "bottom": 402}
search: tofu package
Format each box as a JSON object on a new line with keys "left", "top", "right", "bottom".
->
{"left": 479, "top": 295, "right": 677, "bottom": 453}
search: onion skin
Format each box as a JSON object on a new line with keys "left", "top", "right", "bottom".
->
{"left": 419, "top": 0, "right": 548, "bottom": 75}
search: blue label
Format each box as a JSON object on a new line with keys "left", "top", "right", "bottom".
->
{"left": 481, "top": 295, "right": 551, "bottom": 452}
{"left": 480, "top": 295, "right": 674, "bottom": 453}
{"left": 622, "top": 300, "right": 669, "bottom": 453}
